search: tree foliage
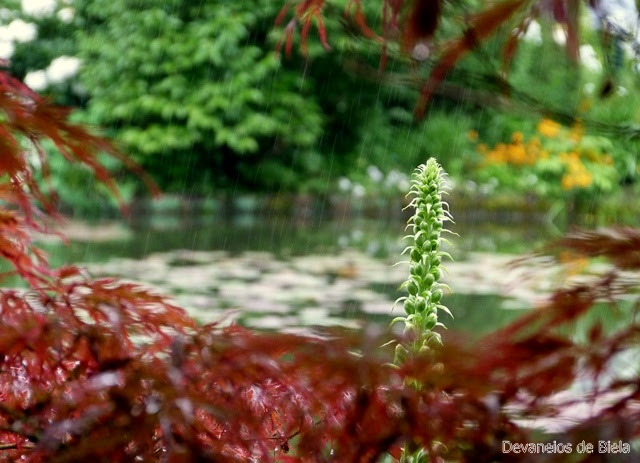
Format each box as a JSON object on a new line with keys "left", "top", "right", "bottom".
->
{"left": 73, "top": 0, "right": 328, "bottom": 192}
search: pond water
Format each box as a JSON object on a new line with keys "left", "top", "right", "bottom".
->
{"left": 30, "top": 211, "right": 564, "bottom": 335}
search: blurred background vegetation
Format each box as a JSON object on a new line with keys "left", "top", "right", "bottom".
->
{"left": 2, "top": 0, "right": 640, "bottom": 221}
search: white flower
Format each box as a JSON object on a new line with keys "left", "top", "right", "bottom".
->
{"left": 385, "top": 169, "right": 410, "bottom": 191}
{"left": 24, "top": 70, "right": 48, "bottom": 91}
{"left": 57, "top": 7, "right": 75, "bottom": 23}
{"left": 411, "top": 41, "right": 431, "bottom": 61}
{"left": 0, "top": 40, "right": 14, "bottom": 60}
{"left": 522, "top": 20, "right": 542, "bottom": 44}
{"left": 590, "top": 0, "right": 638, "bottom": 34}
{"left": 618, "top": 85, "right": 628, "bottom": 95}
{"left": 479, "top": 183, "right": 496, "bottom": 195}
{"left": 385, "top": 171, "right": 398, "bottom": 187}
{"left": 552, "top": 26, "right": 566, "bottom": 46}
{"left": 352, "top": 184, "right": 366, "bottom": 198}
{"left": 607, "top": 2, "right": 637, "bottom": 34}
{"left": 25, "top": 144, "right": 41, "bottom": 169}
{"left": 21, "top": 0, "right": 56, "bottom": 18}
{"left": 337, "top": 177, "right": 351, "bottom": 192}
{"left": 443, "top": 177, "right": 457, "bottom": 191}
{"left": 7, "top": 19, "right": 37, "bottom": 43}
{"left": 584, "top": 82, "right": 595, "bottom": 94}
{"left": 464, "top": 180, "right": 478, "bottom": 191}
{"left": 366, "top": 165, "right": 383, "bottom": 183}
{"left": 396, "top": 178, "right": 410, "bottom": 192}
{"left": 579, "top": 44, "right": 602, "bottom": 72}
{"left": 46, "top": 55, "right": 81, "bottom": 84}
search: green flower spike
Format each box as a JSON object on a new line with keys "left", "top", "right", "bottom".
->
{"left": 393, "top": 158, "right": 455, "bottom": 361}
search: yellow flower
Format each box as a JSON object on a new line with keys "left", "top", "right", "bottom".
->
{"left": 467, "top": 130, "right": 479, "bottom": 141}
{"left": 527, "top": 136, "right": 541, "bottom": 148}
{"left": 509, "top": 144, "right": 528, "bottom": 164}
{"left": 511, "top": 131, "right": 524, "bottom": 144}
{"left": 485, "top": 149, "right": 505, "bottom": 164}
{"left": 537, "top": 119, "right": 561, "bottom": 138}
{"left": 576, "top": 171, "right": 593, "bottom": 187}
{"left": 561, "top": 157, "right": 592, "bottom": 189}
{"left": 569, "top": 123, "right": 583, "bottom": 142}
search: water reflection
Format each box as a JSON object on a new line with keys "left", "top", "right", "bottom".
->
{"left": 43, "top": 213, "right": 556, "bottom": 263}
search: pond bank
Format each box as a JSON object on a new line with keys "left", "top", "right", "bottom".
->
{"left": 62, "top": 187, "right": 640, "bottom": 229}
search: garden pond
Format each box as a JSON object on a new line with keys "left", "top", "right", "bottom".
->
{"left": 30, "top": 207, "right": 637, "bottom": 338}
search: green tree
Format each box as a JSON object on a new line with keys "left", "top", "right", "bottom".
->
{"left": 76, "top": 0, "right": 327, "bottom": 192}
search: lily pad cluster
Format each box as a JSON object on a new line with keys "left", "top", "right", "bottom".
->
{"left": 394, "top": 158, "right": 453, "bottom": 359}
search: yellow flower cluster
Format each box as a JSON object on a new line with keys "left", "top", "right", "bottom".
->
{"left": 477, "top": 132, "right": 548, "bottom": 166}
{"left": 474, "top": 119, "right": 614, "bottom": 191}
{"left": 559, "top": 152, "right": 593, "bottom": 189}
{"left": 537, "top": 119, "right": 561, "bottom": 138}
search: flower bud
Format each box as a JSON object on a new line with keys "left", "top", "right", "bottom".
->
{"left": 424, "top": 313, "right": 437, "bottom": 330}
{"left": 404, "top": 298, "right": 416, "bottom": 314}
{"left": 407, "top": 280, "right": 419, "bottom": 295}
{"left": 423, "top": 273, "right": 435, "bottom": 287}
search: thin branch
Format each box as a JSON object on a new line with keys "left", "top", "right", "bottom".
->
{"left": 0, "top": 442, "right": 35, "bottom": 451}
{"left": 342, "top": 56, "right": 640, "bottom": 139}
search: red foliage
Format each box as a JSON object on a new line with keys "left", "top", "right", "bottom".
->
{"left": 413, "top": 0, "right": 529, "bottom": 117}
{"left": 276, "top": 0, "right": 331, "bottom": 57}
{"left": 278, "top": 0, "right": 592, "bottom": 116}
{"left": 2, "top": 70, "right": 640, "bottom": 461}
